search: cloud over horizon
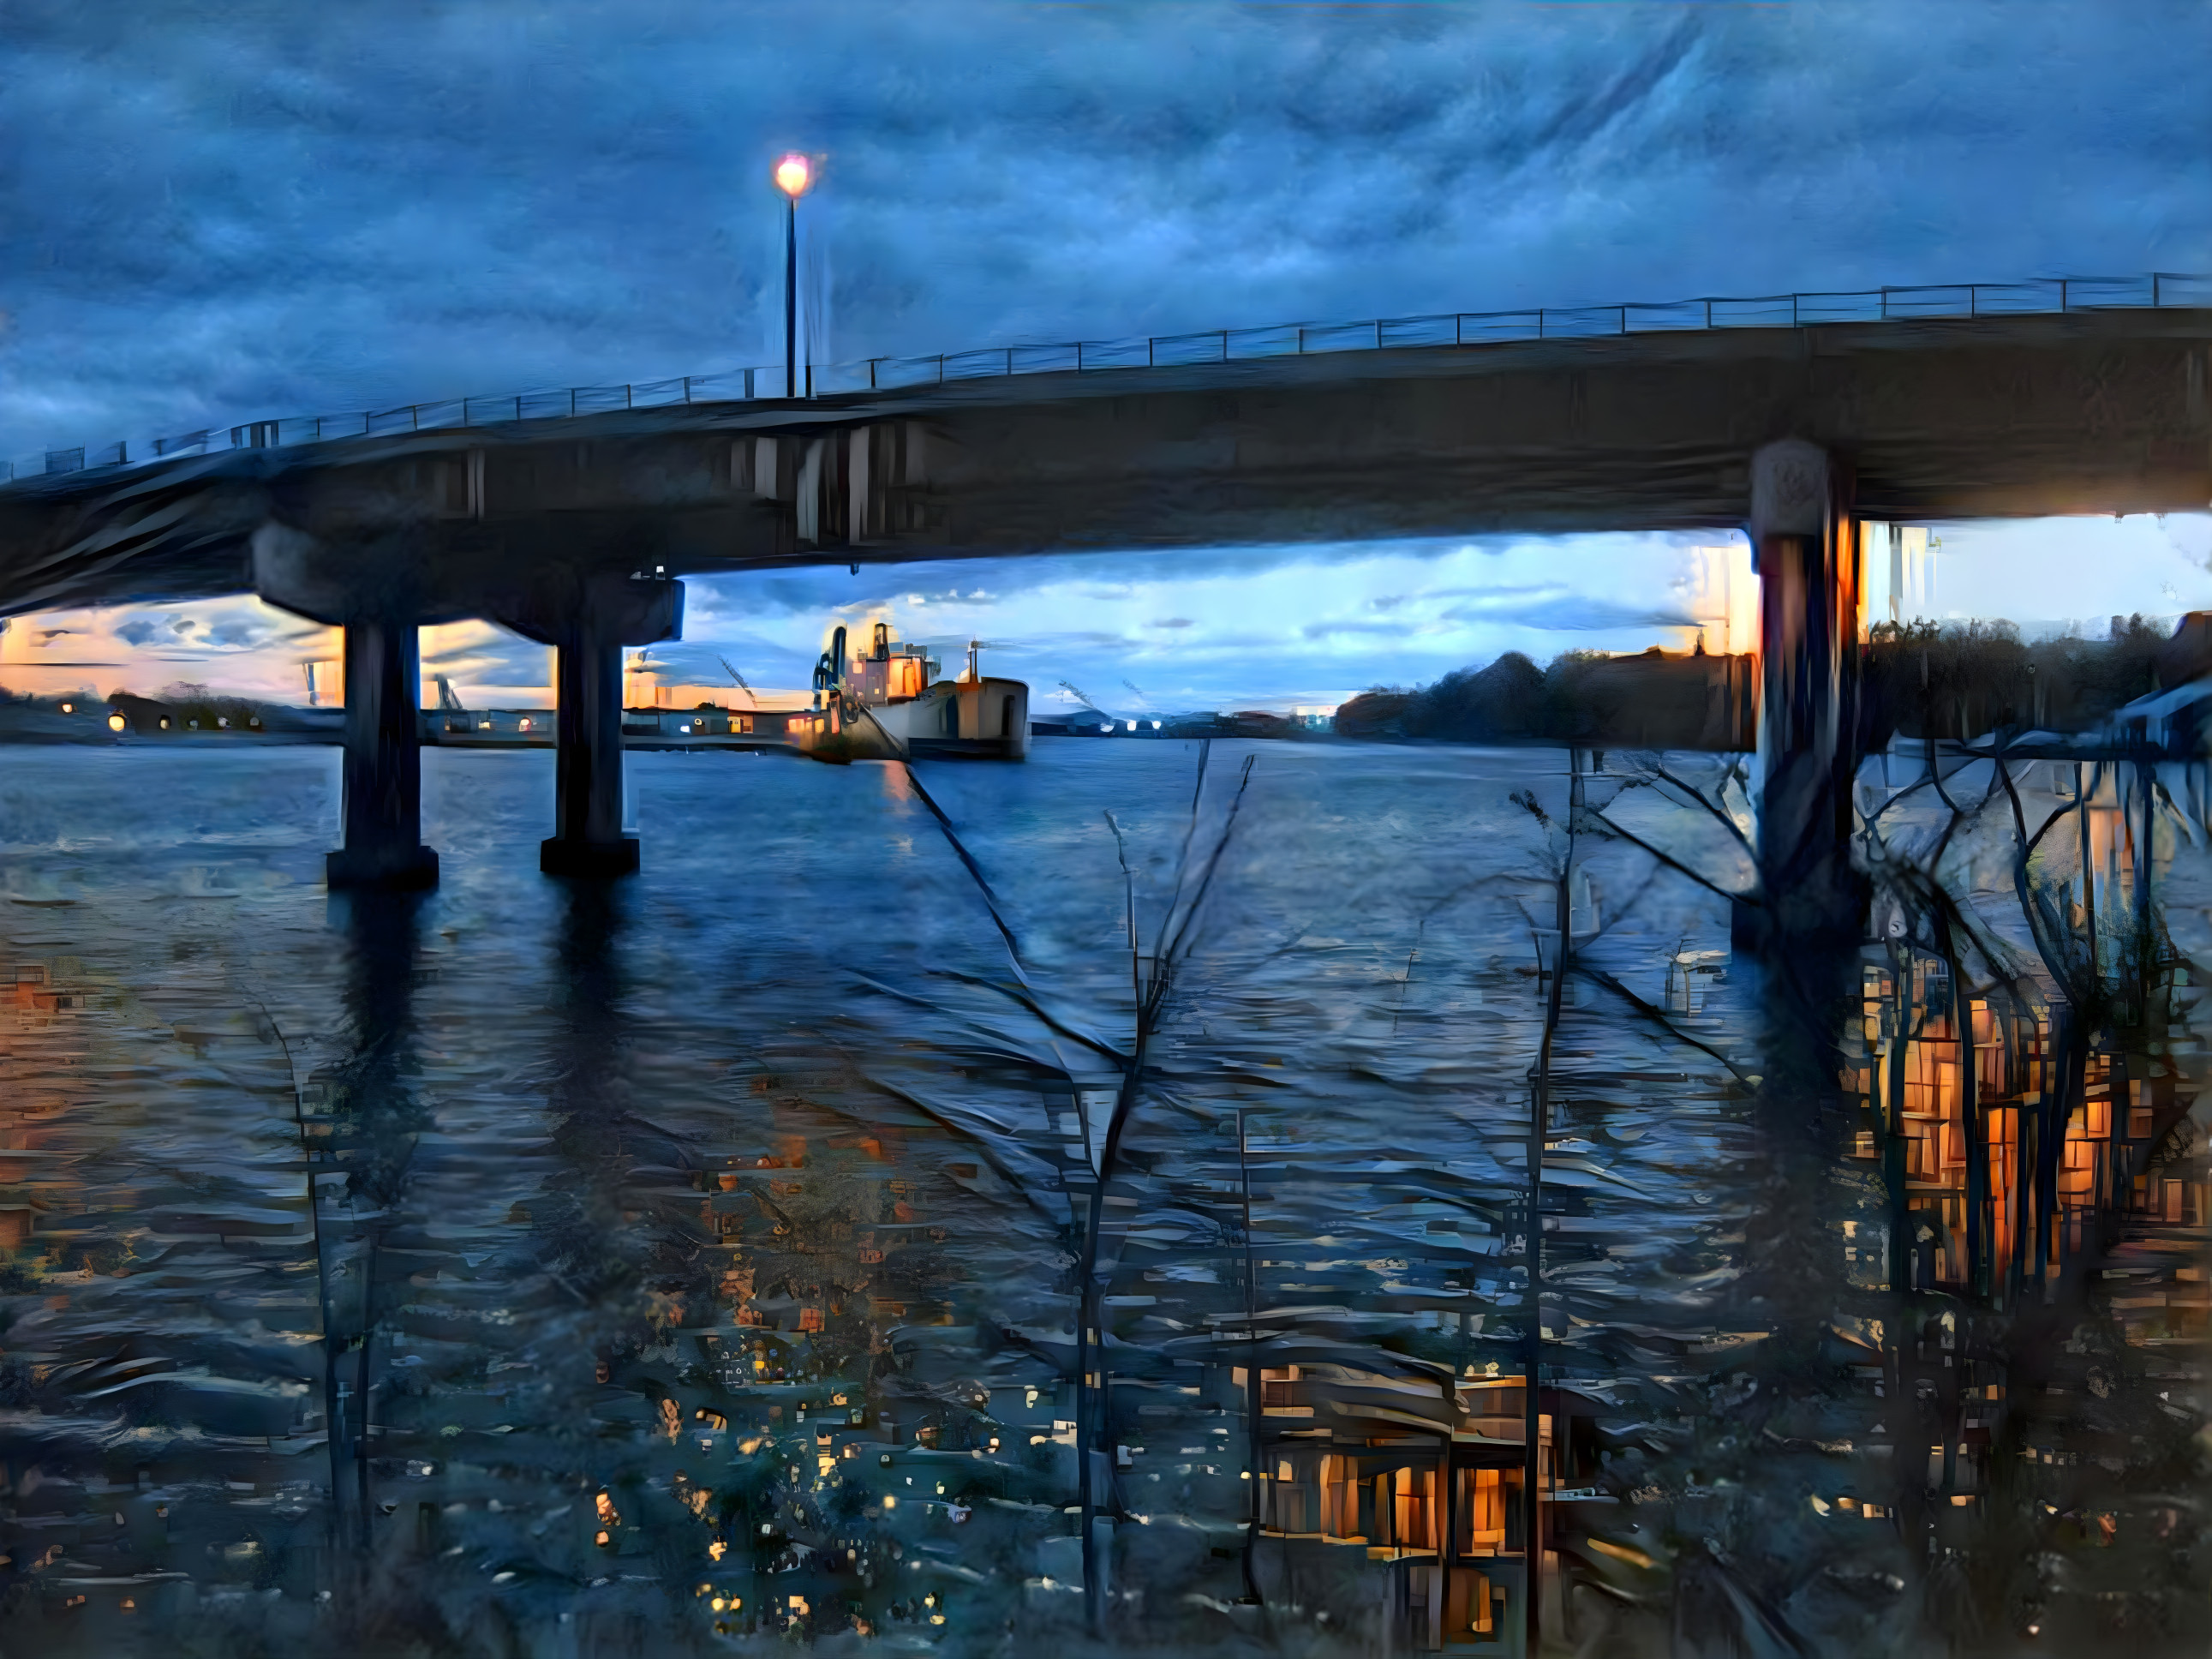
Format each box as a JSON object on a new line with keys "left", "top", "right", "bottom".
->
{"left": 2, "top": 3, "right": 2206, "bottom": 706}
{"left": 3, "top": 2, "right": 2204, "bottom": 457}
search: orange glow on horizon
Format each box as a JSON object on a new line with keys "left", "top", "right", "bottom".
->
{"left": 1681, "top": 543, "right": 1761, "bottom": 657}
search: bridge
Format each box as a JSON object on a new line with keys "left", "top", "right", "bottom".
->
{"left": 1, "top": 274, "right": 2207, "bottom": 886}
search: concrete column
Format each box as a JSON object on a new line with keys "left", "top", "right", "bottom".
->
{"left": 496, "top": 571, "right": 679, "bottom": 878}
{"left": 327, "top": 614, "right": 438, "bottom": 889}
{"left": 541, "top": 620, "right": 637, "bottom": 877}
{"left": 1749, "top": 438, "right": 1866, "bottom": 942}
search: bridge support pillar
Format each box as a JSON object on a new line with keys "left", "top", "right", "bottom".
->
{"left": 328, "top": 614, "right": 439, "bottom": 889}
{"left": 541, "top": 621, "right": 637, "bottom": 877}
{"left": 1749, "top": 439, "right": 1866, "bottom": 944}
{"left": 489, "top": 571, "right": 680, "bottom": 879}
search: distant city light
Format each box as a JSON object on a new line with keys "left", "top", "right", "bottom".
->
{"left": 774, "top": 153, "right": 813, "bottom": 198}
{"left": 1127, "top": 720, "right": 1138, "bottom": 732}
{"left": 107, "top": 713, "right": 125, "bottom": 732}
{"left": 59, "top": 702, "right": 72, "bottom": 713}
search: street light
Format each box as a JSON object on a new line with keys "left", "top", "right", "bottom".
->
{"left": 774, "top": 153, "right": 814, "bottom": 398}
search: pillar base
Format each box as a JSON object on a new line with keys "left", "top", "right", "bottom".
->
{"left": 326, "top": 844, "right": 440, "bottom": 889}
{"left": 540, "top": 836, "right": 640, "bottom": 878}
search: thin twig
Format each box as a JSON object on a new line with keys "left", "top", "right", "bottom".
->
{"left": 1641, "top": 760, "right": 1757, "bottom": 855}
{"left": 1572, "top": 963, "right": 1759, "bottom": 1087}
{"left": 900, "top": 761, "right": 1025, "bottom": 973}
{"left": 1582, "top": 806, "right": 1758, "bottom": 907}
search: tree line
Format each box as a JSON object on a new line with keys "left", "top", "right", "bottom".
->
{"left": 1334, "top": 614, "right": 2204, "bottom": 750}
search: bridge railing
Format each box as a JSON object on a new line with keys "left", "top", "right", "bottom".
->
{"left": 9, "top": 272, "right": 2208, "bottom": 490}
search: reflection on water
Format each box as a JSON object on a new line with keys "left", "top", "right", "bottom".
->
{"left": 0, "top": 742, "right": 2202, "bottom": 1655}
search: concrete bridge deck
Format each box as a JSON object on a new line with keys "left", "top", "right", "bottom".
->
{"left": 2, "top": 283, "right": 2205, "bottom": 886}
{"left": 1, "top": 298, "right": 2207, "bottom": 620}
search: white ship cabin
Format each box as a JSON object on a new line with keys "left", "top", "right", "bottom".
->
{"left": 836, "top": 624, "right": 1030, "bottom": 759}
{"left": 845, "top": 624, "right": 940, "bottom": 704}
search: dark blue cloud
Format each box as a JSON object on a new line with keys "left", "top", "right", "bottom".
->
{"left": 9, "top": 3, "right": 2207, "bottom": 707}
{"left": 2, "top": 1, "right": 2204, "bottom": 460}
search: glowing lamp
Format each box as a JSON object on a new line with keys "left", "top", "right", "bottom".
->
{"left": 774, "top": 153, "right": 812, "bottom": 198}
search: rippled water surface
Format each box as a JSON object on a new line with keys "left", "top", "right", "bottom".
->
{"left": 0, "top": 740, "right": 2200, "bottom": 1656}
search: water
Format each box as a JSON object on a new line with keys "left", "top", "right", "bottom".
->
{"left": 0, "top": 741, "right": 2199, "bottom": 1655}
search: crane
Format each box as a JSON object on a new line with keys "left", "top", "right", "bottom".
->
{"left": 716, "top": 656, "right": 757, "bottom": 706}
{"left": 433, "top": 674, "right": 470, "bottom": 734}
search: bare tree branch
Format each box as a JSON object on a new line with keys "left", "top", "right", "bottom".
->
{"left": 1639, "top": 759, "right": 1758, "bottom": 856}
{"left": 1582, "top": 806, "right": 1759, "bottom": 908}
{"left": 902, "top": 761, "right": 1026, "bottom": 977}
{"left": 1571, "top": 963, "right": 1758, "bottom": 1088}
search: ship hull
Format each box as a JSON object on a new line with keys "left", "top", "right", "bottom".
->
{"left": 864, "top": 677, "right": 1030, "bottom": 761}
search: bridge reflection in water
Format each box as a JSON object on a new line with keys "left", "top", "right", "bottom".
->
{"left": 0, "top": 738, "right": 2203, "bottom": 1655}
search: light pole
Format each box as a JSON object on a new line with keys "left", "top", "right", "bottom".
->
{"left": 774, "top": 153, "right": 813, "bottom": 398}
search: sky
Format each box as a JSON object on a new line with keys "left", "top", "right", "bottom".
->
{"left": 3, "top": 1, "right": 2209, "bottom": 711}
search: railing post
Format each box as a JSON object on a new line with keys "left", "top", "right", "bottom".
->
{"left": 2060, "top": 279, "right": 2068, "bottom": 311}
{"left": 2153, "top": 273, "right": 2162, "bottom": 306}
{"left": 570, "top": 390, "right": 577, "bottom": 416}
{"left": 1791, "top": 294, "right": 1800, "bottom": 327}
{"left": 1148, "top": 338, "right": 1155, "bottom": 368}
{"left": 410, "top": 405, "right": 419, "bottom": 431}
{"left": 1970, "top": 286, "right": 1977, "bottom": 318}
{"left": 1077, "top": 342, "right": 1085, "bottom": 371}
{"left": 744, "top": 368, "right": 756, "bottom": 399}
{"left": 683, "top": 375, "right": 691, "bottom": 403}
{"left": 1296, "top": 326, "right": 1306, "bottom": 352}
{"left": 1538, "top": 309, "right": 1545, "bottom": 339}
{"left": 870, "top": 360, "right": 878, "bottom": 390}
{"left": 1618, "top": 306, "right": 1627, "bottom": 335}
{"left": 1455, "top": 314, "right": 1464, "bottom": 347}
{"left": 1006, "top": 348, "right": 1013, "bottom": 376}
{"left": 625, "top": 385, "right": 633, "bottom": 409}
{"left": 1880, "top": 288, "right": 1889, "bottom": 320}
{"left": 1705, "top": 299, "right": 1713, "bottom": 328}
{"left": 514, "top": 396, "right": 522, "bottom": 422}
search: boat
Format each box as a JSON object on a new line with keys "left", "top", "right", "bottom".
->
{"left": 797, "top": 623, "right": 1029, "bottom": 763}
{"left": 414, "top": 622, "right": 1030, "bottom": 763}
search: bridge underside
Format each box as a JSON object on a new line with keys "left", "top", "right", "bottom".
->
{"left": 0, "top": 307, "right": 2205, "bottom": 619}
{"left": 0, "top": 306, "right": 2204, "bottom": 887}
